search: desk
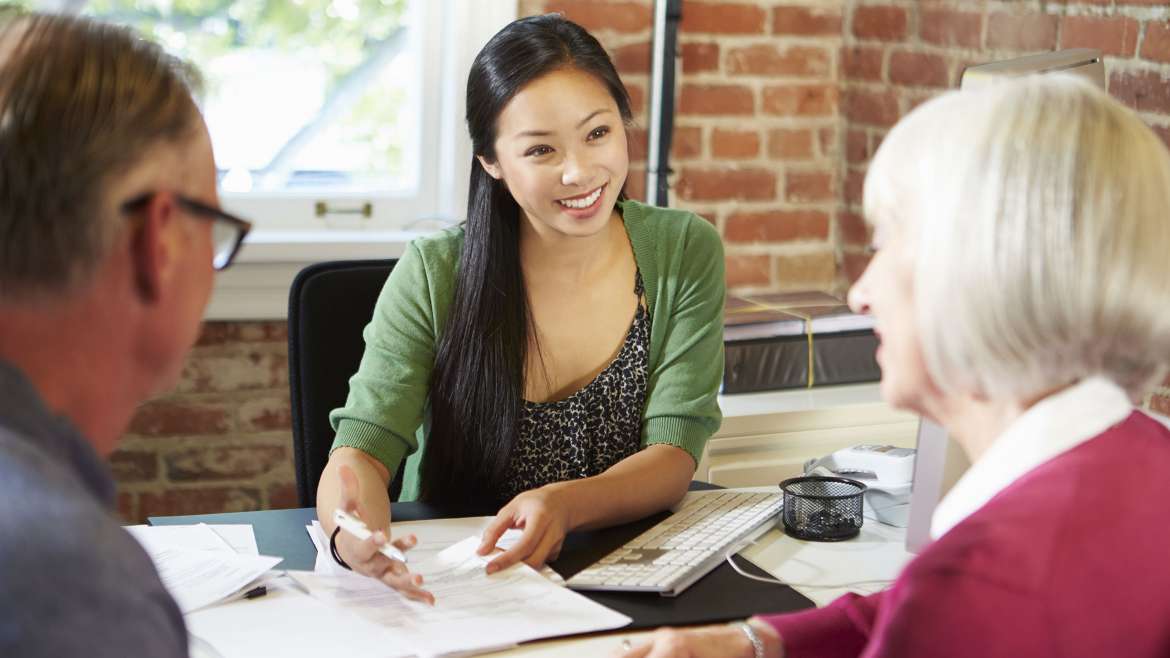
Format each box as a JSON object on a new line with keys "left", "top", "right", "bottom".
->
{"left": 152, "top": 489, "right": 814, "bottom": 633}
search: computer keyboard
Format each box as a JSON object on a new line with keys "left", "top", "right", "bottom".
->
{"left": 566, "top": 490, "right": 782, "bottom": 597}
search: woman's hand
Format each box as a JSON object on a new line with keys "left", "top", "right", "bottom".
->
{"left": 333, "top": 464, "right": 434, "bottom": 604}
{"left": 616, "top": 621, "right": 782, "bottom": 658}
{"left": 477, "top": 484, "right": 571, "bottom": 573}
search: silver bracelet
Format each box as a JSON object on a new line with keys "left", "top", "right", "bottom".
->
{"left": 734, "top": 621, "right": 765, "bottom": 658}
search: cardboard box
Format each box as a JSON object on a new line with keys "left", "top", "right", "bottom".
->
{"left": 723, "top": 292, "right": 881, "bottom": 393}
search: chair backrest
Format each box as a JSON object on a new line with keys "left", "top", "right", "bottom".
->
{"left": 288, "top": 259, "right": 400, "bottom": 508}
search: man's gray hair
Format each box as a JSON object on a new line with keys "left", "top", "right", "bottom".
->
{"left": 0, "top": 9, "right": 203, "bottom": 300}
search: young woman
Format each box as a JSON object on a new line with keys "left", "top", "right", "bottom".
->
{"left": 622, "top": 76, "right": 1170, "bottom": 657}
{"left": 315, "top": 14, "right": 725, "bottom": 602}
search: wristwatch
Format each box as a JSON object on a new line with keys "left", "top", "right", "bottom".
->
{"left": 733, "top": 621, "right": 765, "bottom": 658}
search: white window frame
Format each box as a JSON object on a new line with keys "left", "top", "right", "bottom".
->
{"left": 208, "top": 0, "right": 517, "bottom": 320}
{"left": 40, "top": 0, "right": 517, "bottom": 319}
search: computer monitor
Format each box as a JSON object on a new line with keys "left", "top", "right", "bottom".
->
{"left": 903, "top": 49, "right": 1106, "bottom": 552}
{"left": 904, "top": 419, "right": 968, "bottom": 552}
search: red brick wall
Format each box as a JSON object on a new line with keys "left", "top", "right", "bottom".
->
{"left": 111, "top": 1, "right": 1170, "bottom": 521}
{"left": 113, "top": 323, "right": 297, "bottom": 522}
{"left": 834, "top": 0, "right": 1170, "bottom": 415}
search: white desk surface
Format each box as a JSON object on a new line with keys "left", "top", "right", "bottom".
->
{"left": 719, "top": 382, "right": 886, "bottom": 419}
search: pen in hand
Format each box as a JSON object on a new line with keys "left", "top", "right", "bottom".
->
{"left": 332, "top": 508, "right": 409, "bottom": 563}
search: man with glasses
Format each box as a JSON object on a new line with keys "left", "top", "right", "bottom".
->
{"left": 0, "top": 9, "right": 249, "bottom": 657}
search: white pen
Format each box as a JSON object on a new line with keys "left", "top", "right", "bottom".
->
{"left": 332, "top": 508, "right": 409, "bottom": 563}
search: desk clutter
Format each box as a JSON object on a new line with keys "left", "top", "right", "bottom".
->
{"left": 723, "top": 291, "right": 880, "bottom": 393}
{"left": 131, "top": 517, "right": 628, "bottom": 658}
{"left": 134, "top": 488, "right": 914, "bottom": 657}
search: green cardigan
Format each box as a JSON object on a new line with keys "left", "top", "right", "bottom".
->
{"left": 329, "top": 199, "right": 726, "bottom": 501}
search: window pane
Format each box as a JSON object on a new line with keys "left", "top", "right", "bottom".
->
{"left": 84, "top": 0, "right": 418, "bottom": 195}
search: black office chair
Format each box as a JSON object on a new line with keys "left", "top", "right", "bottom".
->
{"left": 288, "top": 258, "right": 404, "bottom": 508}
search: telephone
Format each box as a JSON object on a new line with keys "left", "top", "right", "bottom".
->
{"left": 804, "top": 444, "right": 916, "bottom": 527}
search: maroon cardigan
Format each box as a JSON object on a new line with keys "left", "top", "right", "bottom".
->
{"left": 762, "top": 412, "right": 1170, "bottom": 658}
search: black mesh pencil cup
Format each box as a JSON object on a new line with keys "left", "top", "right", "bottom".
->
{"left": 780, "top": 476, "right": 867, "bottom": 541}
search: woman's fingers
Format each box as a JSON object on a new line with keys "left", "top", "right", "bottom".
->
{"left": 486, "top": 515, "right": 548, "bottom": 573}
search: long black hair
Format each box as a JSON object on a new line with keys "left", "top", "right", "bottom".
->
{"left": 419, "top": 14, "right": 634, "bottom": 504}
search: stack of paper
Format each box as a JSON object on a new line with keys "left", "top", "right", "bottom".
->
{"left": 125, "top": 524, "right": 282, "bottom": 613}
{"left": 291, "top": 536, "right": 630, "bottom": 656}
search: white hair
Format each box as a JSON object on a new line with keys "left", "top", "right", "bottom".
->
{"left": 864, "top": 74, "right": 1170, "bottom": 400}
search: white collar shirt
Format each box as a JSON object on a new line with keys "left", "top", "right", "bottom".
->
{"left": 931, "top": 376, "right": 1141, "bottom": 540}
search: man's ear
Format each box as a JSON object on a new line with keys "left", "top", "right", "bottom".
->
{"left": 129, "top": 193, "right": 178, "bottom": 304}
{"left": 477, "top": 155, "right": 503, "bottom": 180}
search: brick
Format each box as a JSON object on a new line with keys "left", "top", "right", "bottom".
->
{"left": 842, "top": 46, "right": 883, "bottom": 82}
{"left": 762, "top": 84, "right": 837, "bottom": 116}
{"left": 727, "top": 45, "right": 831, "bottom": 78}
{"left": 843, "top": 88, "right": 900, "bottom": 127}
{"left": 818, "top": 126, "right": 836, "bottom": 158}
{"left": 671, "top": 125, "right": 703, "bottom": 159}
{"left": 838, "top": 210, "right": 870, "bottom": 246}
{"left": 176, "top": 350, "right": 287, "bottom": 394}
{"left": 987, "top": 12, "right": 1058, "bottom": 51}
{"left": 852, "top": 5, "right": 908, "bottom": 42}
{"left": 626, "top": 166, "right": 646, "bottom": 201}
{"left": 1152, "top": 124, "right": 1170, "bottom": 152}
{"left": 679, "top": 83, "right": 754, "bottom": 115}
{"left": 544, "top": 1, "right": 652, "bottom": 33}
{"left": 711, "top": 129, "right": 761, "bottom": 159}
{"left": 905, "top": 91, "right": 939, "bottom": 114}
{"left": 238, "top": 395, "right": 292, "bottom": 432}
{"left": 195, "top": 321, "right": 286, "bottom": 346}
{"left": 776, "top": 251, "right": 837, "bottom": 290}
{"left": 773, "top": 5, "right": 842, "bottom": 36}
{"left": 166, "top": 445, "right": 287, "bottom": 482}
{"left": 767, "top": 128, "right": 815, "bottom": 159}
{"left": 681, "top": 42, "right": 720, "bottom": 73}
{"left": 676, "top": 167, "right": 776, "bottom": 201}
{"left": 845, "top": 167, "right": 867, "bottom": 207}
{"left": 627, "top": 127, "right": 648, "bottom": 161}
{"left": 725, "top": 254, "right": 772, "bottom": 287}
{"left": 680, "top": 2, "right": 766, "bottom": 35}
{"left": 195, "top": 323, "right": 239, "bottom": 346}
{"left": 1150, "top": 393, "right": 1170, "bottom": 416}
{"left": 139, "top": 487, "right": 262, "bottom": 519}
{"left": 109, "top": 450, "right": 159, "bottom": 483}
{"left": 613, "top": 41, "right": 651, "bottom": 74}
{"left": 1060, "top": 15, "right": 1139, "bottom": 57}
{"left": 1110, "top": 70, "right": 1170, "bottom": 114}
{"left": 1140, "top": 22, "right": 1170, "bottom": 64}
{"left": 725, "top": 210, "right": 830, "bottom": 243}
{"left": 128, "top": 399, "right": 233, "bottom": 437}
{"left": 786, "top": 170, "right": 835, "bottom": 203}
{"left": 846, "top": 129, "right": 869, "bottom": 164}
{"left": 889, "top": 51, "right": 949, "bottom": 88}
{"left": 920, "top": 9, "right": 983, "bottom": 49}
{"left": 842, "top": 250, "right": 873, "bottom": 284}
{"left": 627, "top": 83, "right": 646, "bottom": 115}
{"left": 268, "top": 482, "right": 299, "bottom": 510}
{"left": 117, "top": 493, "right": 137, "bottom": 524}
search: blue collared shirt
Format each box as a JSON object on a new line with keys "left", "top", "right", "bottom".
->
{"left": 0, "top": 360, "right": 187, "bottom": 657}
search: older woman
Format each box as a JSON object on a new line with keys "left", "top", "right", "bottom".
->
{"left": 622, "top": 75, "right": 1170, "bottom": 658}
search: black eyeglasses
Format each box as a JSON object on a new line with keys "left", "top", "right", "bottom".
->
{"left": 121, "top": 193, "right": 253, "bottom": 271}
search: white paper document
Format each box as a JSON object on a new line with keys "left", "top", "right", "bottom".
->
{"left": 126, "top": 523, "right": 260, "bottom": 555}
{"left": 307, "top": 517, "right": 564, "bottom": 584}
{"left": 125, "top": 523, "right": 281, "bottom": 613}
{"left": 291, "top": 536, "right": 630, "bottom": 656}
{"left": 186, "top": 578, "right": 416, "bottom": 658}
{"left": 739, "top": 520, "right": 912, "bottom": 606}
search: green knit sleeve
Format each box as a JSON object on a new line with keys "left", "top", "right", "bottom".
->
{"left": 328, "top": 240, "right": 440, "bottom": 478}
{"left": 642, "top": 215, "right": 725, "bottom": 466}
